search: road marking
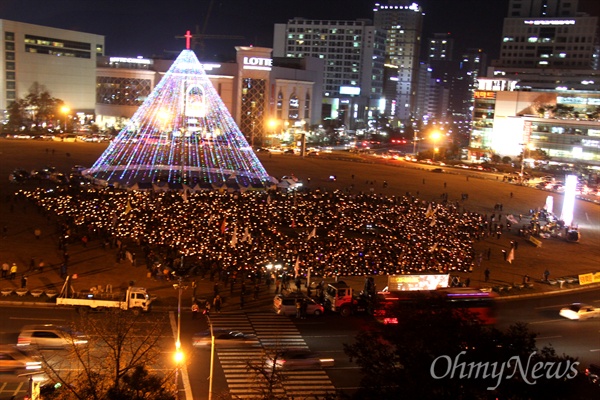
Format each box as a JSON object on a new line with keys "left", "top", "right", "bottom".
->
{"left": 590, "top": 349, "right": 600, "bottom": 352}
{"left": 530, "top": 319, "right": 565, "bottom": 324}
{"left": 9, "top": 317, "right": 66, "bottom": 321}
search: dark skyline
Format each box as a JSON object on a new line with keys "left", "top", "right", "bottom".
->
{"left": 1, "top": 0, "right": 597, "bottom": 62}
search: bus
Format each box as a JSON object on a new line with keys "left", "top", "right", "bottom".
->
{"left": 373, "top": 288, "right": 498, "bottom": 325}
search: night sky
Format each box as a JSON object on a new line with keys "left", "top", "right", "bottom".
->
{"left": 1, "top": 0, "right": 598, "bottom": 62}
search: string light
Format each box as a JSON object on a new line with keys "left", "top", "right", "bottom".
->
{"left": 86, "top": 50, "right": 272, "bottom": 188}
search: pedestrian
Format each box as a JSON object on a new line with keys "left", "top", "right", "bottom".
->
{"left": 501, "top": 249, "right": 507, "bottom": 261}
{"left": 486, "top": 248, "right": 491, "bottom": 260}
{"left": 213, "top": 282, "right": 219, "bottom": 296}
{"left": 213, "top": 294, "right": 222, "bottom": 313}
{"left": 253, "top": 283, "right": 260, "bottom": 300}
{"left": 192, "top": 280, "right": 197, "bottom": 299}
{"left": 1, "top": 262, "right": 8, "bottom": 279}
{"left": 484, "top": 268, "right": 490, "bottom": 282}
{"left": 241, "top": 281, "right": 246, "bottom": 295}
{"left": 38, "top": 259, "right": 45, "bottom": 273}
{"left": 523, "top": 275, "right": 530, "bottom": 285}
{"left": 300, "top": 299, "right": 308, "bottom": 319}
{"left": 34, "top": 228, "right": 41, "bottom": 240}
{"left": 60, "top": 263, "right": 67, "bottom": 279}
{"left": 203, "top": 300, "right": 211, "bottom": 315}
{"left": 465, "top": 278, "right": 470, "bottom": 287}
{"left": 274, "top": 279, "right": 280, "bottom": 294}
{"left": 191, "top": 302, "right": 200, "bottom": 319}
{"left": 444, "top": 182, "right": 447, "bottom": 188}
{"left": 296, "top": 299, "right": 302, "bottom": 318}
{"left": 10, "top": 263, "right": 17, "bottom": 280}
{"left": 543, "top": 269, "right": 550, "bottom": 282}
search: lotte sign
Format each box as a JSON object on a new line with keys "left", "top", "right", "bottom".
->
{"left": 243, "top": 57, "right": 272, "bottom": 71}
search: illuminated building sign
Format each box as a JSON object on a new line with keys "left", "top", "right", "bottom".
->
{"left": 109, "top": 57, "right": 152, "bottom": 65}
{"left": 340, "top": 86, "right": 361, "bottom": 95}
{"left": 243, "top": 57, "right": 272, "bottom": 71}
{"left": 557, "top": 96, "right": 600, "bottom": 106}
{"left": 474, "top": 91, "right": 496, "bottom": 99}
{"left": 524, "top": 20, "right": 575, "bottom": 25}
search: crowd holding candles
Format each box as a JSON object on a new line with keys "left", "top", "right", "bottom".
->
{"left": 21, "top": 186, "right": 487, "bottom": 279}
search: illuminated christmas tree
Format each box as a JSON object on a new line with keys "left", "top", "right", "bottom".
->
{"left": 85, "top": 45, "right": 273, "bottom": 188}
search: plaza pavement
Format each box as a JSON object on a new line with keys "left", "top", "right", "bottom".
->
{"left": 0, "top": 140, "right": 599, "bottom": 313}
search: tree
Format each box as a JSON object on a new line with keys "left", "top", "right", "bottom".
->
{"left": 344, "top": 297, "right": 595, "bottom": 400}
{"left": 40, "top": 309, "right": 175, "bottom": 400}
{"left": 6, "top": 82, "right": 65, "bottom": 132}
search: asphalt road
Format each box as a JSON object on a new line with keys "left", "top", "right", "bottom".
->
{"left": 1, "top": 289, "right": 599, "bottom": 400}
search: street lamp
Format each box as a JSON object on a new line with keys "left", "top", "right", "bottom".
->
{"left": 60, "top": 106, "right": 70, "bottom": 132}
{"left": 173, "top": 276, "right": 187, "bottom": 399}
{"left": 430, "top": 131, "right": 441, "bottom": 161}
{"left": 520, "top": 143, "right": 534, "bottom": 182}
{"left": 206, "top": 314, "right": 215, "bottom": 400}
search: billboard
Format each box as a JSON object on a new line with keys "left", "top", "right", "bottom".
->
{"left": 387, "top": 274, "right": 450, "bottom": 291}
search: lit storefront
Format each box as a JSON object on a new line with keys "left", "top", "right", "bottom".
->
{"left": 468, "top": 86, "right": 600, "bottom": 166}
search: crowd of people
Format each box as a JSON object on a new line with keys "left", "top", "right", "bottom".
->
{"left": 20, "top": 186, "right": 491, "bottom": 280}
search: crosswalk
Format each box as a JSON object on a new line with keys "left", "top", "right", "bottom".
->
{"left": 208, "top": 312, "right": 336, "bottom": 399}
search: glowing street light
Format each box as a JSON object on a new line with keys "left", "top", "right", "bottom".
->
{"left": 430, "top": 131, "right": 441, "bottom": 161}
{"left": 61, "top": 106, "right": 70, "bottom": 132}
{"left": 173, "top": 276, "right": 187, "bottom": 399}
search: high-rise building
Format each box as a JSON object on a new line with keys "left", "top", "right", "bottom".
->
{"left": 273, "top": 18, "right": 386, "bottom": 127}
{"left": 493, "top": 0, "right": 599, "bottom": 71}
{"left": 0, "top": 19, "right": 104, "bottom": 115}
{"left": 468, "top": 0, "right": 600, "bottom": 166}
{"left": 373, "top": 1, "right": 424, "bottom": 122}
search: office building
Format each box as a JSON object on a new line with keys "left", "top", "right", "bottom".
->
{"left": 273, "top": 18, "right": 386, "bottom": 127}
{"left": 0, "top": 19, "right": 104, "bottom": 116}
{"left": 373, "top": 1, "right": 424, "bottom": 122}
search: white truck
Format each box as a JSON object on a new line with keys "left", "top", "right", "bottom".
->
{"left": 56, "top": 276, "right": 154, "bottom": 313}
{"left": 323, "top": 278, "right": 376, "bottom": 317}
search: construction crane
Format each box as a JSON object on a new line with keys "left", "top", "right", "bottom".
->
{"left": 175, "top": 0, "right": 244, "bottom": 57}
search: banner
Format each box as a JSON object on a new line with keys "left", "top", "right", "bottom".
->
{"left": 387, "top": 274, "right": 450, "bottom": 291}
{"left": 578, "top": 272, "right": 600, "bottom": 285}
{"left": 528, "top": 236, "right": 542, "bottom": 247}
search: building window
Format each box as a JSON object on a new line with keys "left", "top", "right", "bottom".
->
{"left": 240, "top": 78, "right": 266, "bottom": 146}
{"left": 6, "top": 81, "right": 15, "bottom": 89}
{"left": 6, "top": 91, "right": 16, "bottom": 100}
{"left": 288, "top": 93, "right": 299, "bottom": 120}
{"left": 304, "top": 92, "right": 310, "bottom": 119}
{"left": 6, "top": 71, "right": 15, "bottom": 80}
{"left": 5, "top": 51, "right": 15, "bottom": 60}
{"left": 96, "top": 77, "right": 152, "bottom": 105}
{"left": 276, "top": 91, "right": 283, "bottom": 119}
{"left": 5, "top": 42, "right": 15, "bottom": 51}
{"left": 5, "top": 32, "right": 15, "bottom": 41}
{"left": 6, "top": 61, "right": 15, "bottom": 70}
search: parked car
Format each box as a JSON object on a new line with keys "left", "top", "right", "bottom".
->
{"left": 273, "top": 294, "right": 324, "bottom": 316}
{"left": 17, "top": 324, "right": 88, "bottom": 349}
{"left": 559, "top": 303, "right": 600, "bottom": 320}
{"left": 431, "top": 168, "right": 445, "bottom": 173}
{"left": 0, "top": 345, "right": 42, "bottom": 372}
{"left": 265, "top": 350, "right": 334, "bottom": 371}
{"left": 192, "top": 329, "right": 258, "bottom": 348}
